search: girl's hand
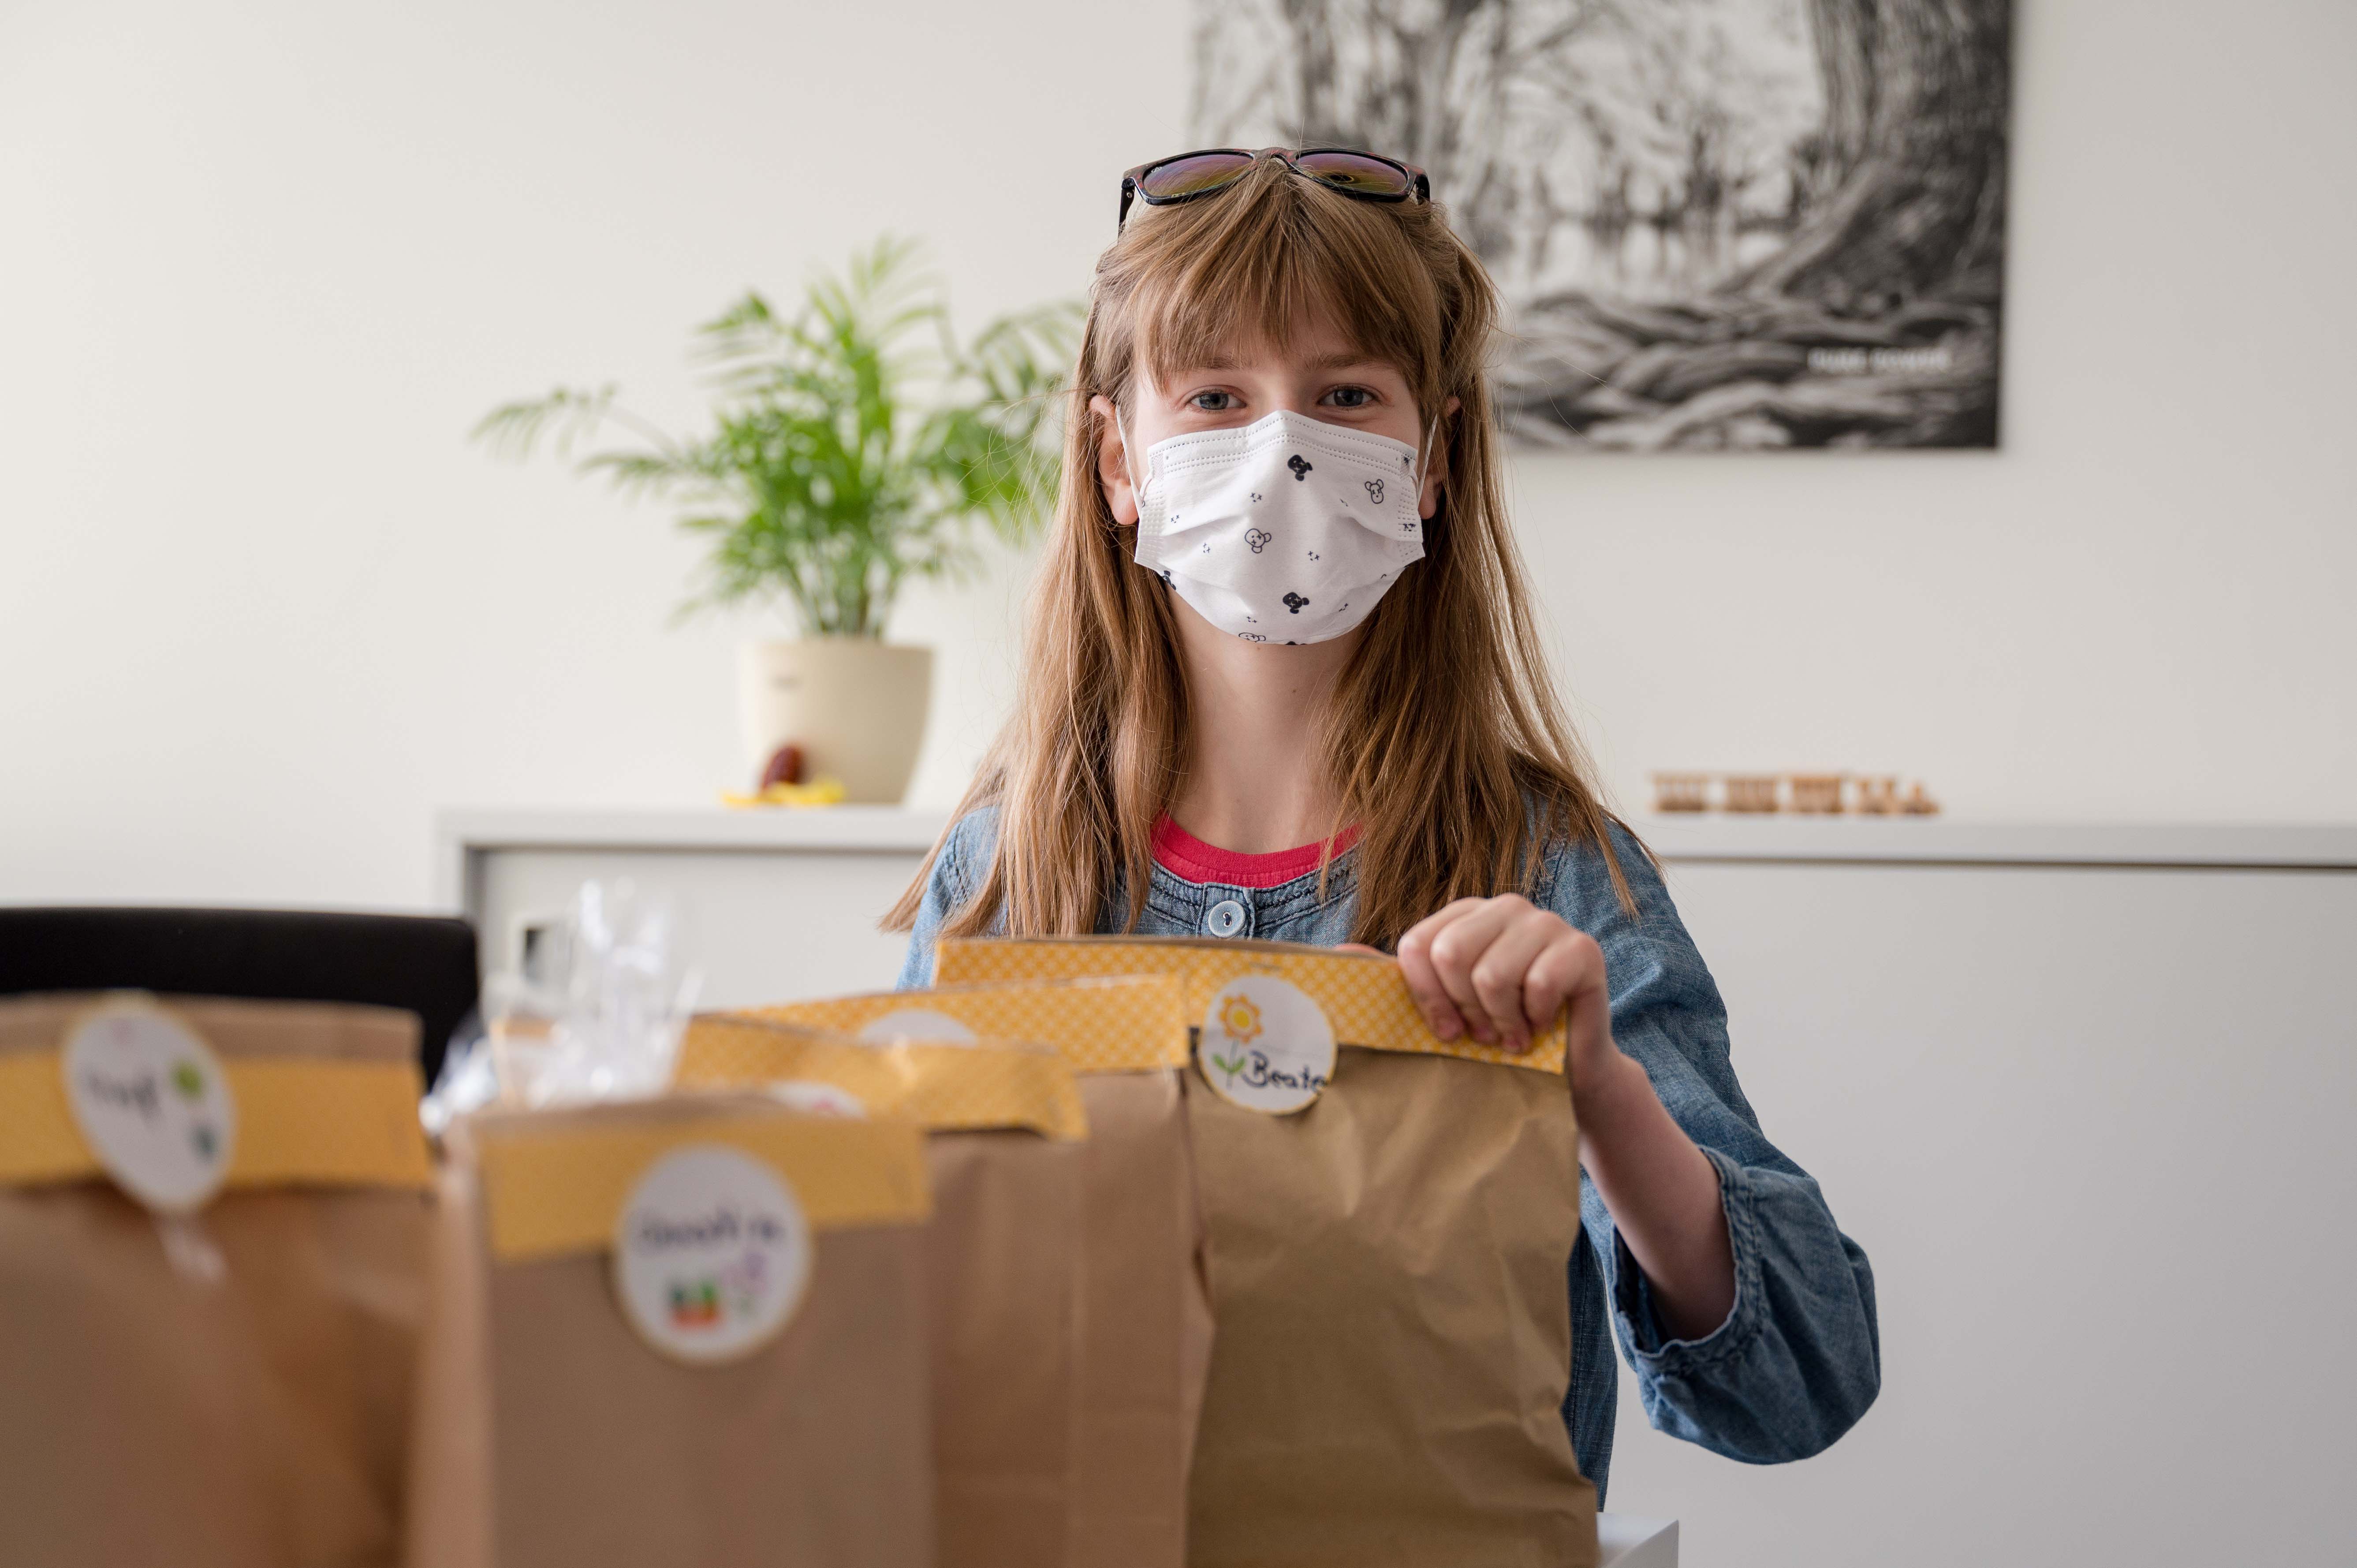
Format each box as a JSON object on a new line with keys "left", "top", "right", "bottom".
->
{"left": 1357, "top": 898, "right": 1737, "bottom": 1338}
{"left": 1359, "top": 895, "right": 1617, "bottom": 1085}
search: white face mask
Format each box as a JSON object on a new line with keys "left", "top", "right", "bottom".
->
{"left": 1121, "top": 408, "right": 1428, "bottom": 644}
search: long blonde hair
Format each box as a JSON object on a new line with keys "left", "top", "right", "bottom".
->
{"left": 888, "top": 157, "right": 1631, "bottom": 947}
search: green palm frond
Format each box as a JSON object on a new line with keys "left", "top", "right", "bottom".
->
{"left": 476, "top": 237, "right": 1073, "bottom": 638}
{"left": 470, "top": 384, "right": 625, "bottom": 460}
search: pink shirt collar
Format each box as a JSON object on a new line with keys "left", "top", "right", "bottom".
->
{"left": 1150, "top": 815, "right": 1363, "bottom": 889}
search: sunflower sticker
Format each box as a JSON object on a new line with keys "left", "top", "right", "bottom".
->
{"left": 1216, "top": 992, "right": 1263, "bottom": 1046}
{"left": 1198, "top": 974, "right": 1335, "bottom": 1115}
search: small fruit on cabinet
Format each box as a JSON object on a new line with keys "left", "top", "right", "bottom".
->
{"left": 719, "top": 775, "right": 847, "bottom": 809}
{"left": 760, "top": 744, "right": 806, "bottom": 790}
{"left": 722, "top": 742, "right": 845, "bottom": 808}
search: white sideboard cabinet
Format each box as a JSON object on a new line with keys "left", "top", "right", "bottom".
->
{"left": 437, "top": 805, "right": 951, "bottom": 1005}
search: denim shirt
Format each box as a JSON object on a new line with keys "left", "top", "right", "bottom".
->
{"left": 896, "top": 809, "right": 1881, "bottom": 1501}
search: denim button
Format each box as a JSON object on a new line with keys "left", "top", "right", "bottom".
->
{"left": 1205, "top": 899, "right": 1247, "bottom": 938}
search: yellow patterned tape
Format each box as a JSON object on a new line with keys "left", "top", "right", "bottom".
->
{"left": 0, "top": 1051, "right": 433, "bottom": 1190}
{"left": 473, "top": 1107, "right": 930, "bottom": 1263}
{"left": 675, "top": 1018, "right": 1087, "bottom": 1140}
{"left": 934, "top": 937, "right": 1567, "bottom": 1076}
{"left": 737, "top": 975, "right": 1190, "bottom": 1073}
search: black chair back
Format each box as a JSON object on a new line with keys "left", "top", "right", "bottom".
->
{"left": 0, "top": 907, "right": 479, "bottom": 1087}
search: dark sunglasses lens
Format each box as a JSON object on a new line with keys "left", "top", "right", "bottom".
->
{"left": 1294, "top": 150, "right": 1412, "bottom": 196}
{"left": 1139, "top": 152, "right": 1256, "bottom": 200}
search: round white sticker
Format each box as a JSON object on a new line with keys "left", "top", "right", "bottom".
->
{"left": 766, "top": 1080, "right": 868, "bottom": 1118}
{"left": 854, "top": 1008, "right": 979, "bottom": 1046}
{"left": 60, "top": 1000, "right": 237, "bottom": 1213}
{"left": 612, "top": 1145, "right": 812, "bottom": 1365}
{"left": 1196, "top": 974, "right": 1337, "bottom": 1115}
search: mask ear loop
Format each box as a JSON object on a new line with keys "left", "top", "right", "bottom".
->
{"left": 1411, "top": 414, "right": 1441, "bottom": 512}
{"left": 1111, "top": 400, "right": 1175, "bottom": 588}
{"left": 1111, "top": 400, "right": 1146, "bottom": 523}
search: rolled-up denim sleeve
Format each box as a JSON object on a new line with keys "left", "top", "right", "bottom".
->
{"left": 894, "top": 808, "right": 996, "bottom": 990}
{"left": 1551, "top": 824, "right": 1881, "bottom": 1464}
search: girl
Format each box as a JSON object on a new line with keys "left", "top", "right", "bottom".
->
{"left": 891, "top": 148, "right": 1878, "bottom": 1498}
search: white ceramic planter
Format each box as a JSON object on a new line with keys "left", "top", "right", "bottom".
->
{"left": 737, "top": 639, "right": 933, "bottom": 804}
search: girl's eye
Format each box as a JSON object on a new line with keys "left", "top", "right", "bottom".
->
{"left": 1189, "top": 391, "right": 1238, "bottom": 412}
{"left": 1323, "top": 386, "right": 1375, "bottom": 409}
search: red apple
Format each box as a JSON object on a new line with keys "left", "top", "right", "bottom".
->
{"left": 759, "top": 743, "right": 806, "bottom": 790}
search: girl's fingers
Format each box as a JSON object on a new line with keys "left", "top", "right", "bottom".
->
{"left": 1395, "top": 900, "right": 1487, "bottom": 1040}
{"left": 1421, "top": 899, "right": 1522, "bottom": 1045}
{"left": 1467, "top": 908, "right": 1563, "bottom": 1051}
{"left": 1520, "top": 925, "right": 1604, "bottom": 1041}
{"left": 1394, "top": 901, "right": 1608, "bottom": 1059}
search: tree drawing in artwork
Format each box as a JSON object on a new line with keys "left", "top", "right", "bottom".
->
{"left": 1190, "top": 0, "right": 2012, "bottom": 450}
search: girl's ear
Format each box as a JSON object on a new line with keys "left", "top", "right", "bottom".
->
{"left": 1089, "top": 393, "right": 1139, "bottom": 527}
{"left": 1419, "top": 395, "right": 1461, "bottom": 521}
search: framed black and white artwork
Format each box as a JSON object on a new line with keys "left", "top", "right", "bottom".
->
{"left": 1190, "top": 0, "right": 2012, "bottom": 451}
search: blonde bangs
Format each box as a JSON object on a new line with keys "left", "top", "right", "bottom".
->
{"left": 1114, "top": 161, "right": 1446, "bottom": 419}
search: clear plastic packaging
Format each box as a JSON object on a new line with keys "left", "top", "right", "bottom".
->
{"left": 466, "top": 880, "right": 701, "bottom": 1110}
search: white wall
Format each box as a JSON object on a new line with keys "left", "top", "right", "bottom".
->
{"left": 0, "top": 0, "right": 1186, "bottom": 906}
{"left": 3, "top": 0, "right": 2351, "bottom": 912}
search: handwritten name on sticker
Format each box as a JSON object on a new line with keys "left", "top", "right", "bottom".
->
{"left": 1197, "top": 974, "right": 1337, "bottom": 1116}
{"left": 612, "top": 1145, "right": 812, "bottom": 1364}
{"left": 61, "top": 999, "right": 237, "bottom": 1213}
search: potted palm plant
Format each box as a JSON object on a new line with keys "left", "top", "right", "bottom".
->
{"left": 477, "top": 238, "right": 1073, "bottom": 802}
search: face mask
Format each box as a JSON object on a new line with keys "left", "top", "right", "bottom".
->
{"left": 1120, "top": 408, "right": 1428, "bottom": 644}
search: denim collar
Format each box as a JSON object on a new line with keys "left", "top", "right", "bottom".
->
{"left": 1139, "top": 846, "right": 1360, "bottom": 932}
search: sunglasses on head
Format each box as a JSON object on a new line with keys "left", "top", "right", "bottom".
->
{"left": 1119, "top": 146, "right": 1430, "bottom": 231}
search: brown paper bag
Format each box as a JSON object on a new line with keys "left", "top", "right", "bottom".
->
{"left": 407, "top": 1094, "right": 935, "bottom": 1568}
{"left": 676, "top": 1019, "right": 1093, "bottom": 1568}
{"left": 733, "top": 978, "right": 1212, "bottom": 1568}
{"left": 0, "top": 992, "right": 436, "bottom": 1568}
{"left": 934, "top": 938, "right": 1601, "bottom": 1568}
